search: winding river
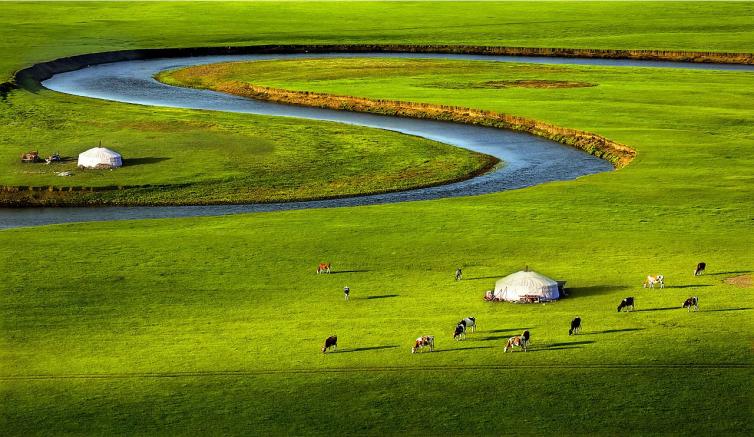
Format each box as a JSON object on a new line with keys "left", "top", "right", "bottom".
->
{"left": 3, "top": 52, "right": 752, "bottom": 229}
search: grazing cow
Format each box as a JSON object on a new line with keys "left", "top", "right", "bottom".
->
{"left": 455, "top": 268, "right": 463, "bottom": 281}
{"left": 504, "top": 330, "right": 530, "bottom": 352}
{"left": 317, "top": 262, "right": 331, "bottom": 274}
{"left": 322, "top": 335, "right": 338, "bottom": 353}
{"left": 569, "top": 317, "right": 582, "bottom": 335}
{"left": 453, "top": 323, "right": 466, "bottom": 341}
{"left": 694, "top": 262, "right": 706, "bottom": 276}
{"left": 643, "top": 274, "right": 665, "bottom": 289}
{"left": 617, "top": 297, "right": 635, "bottom": 312}
{"left": 412, "top": 335, "right": 435, "bottom": 353}
{"left": 458, "top": 317, "right": 476, "bottom": 333}
{"left": 682, "top": 296, "right": 699, "bottom": 312}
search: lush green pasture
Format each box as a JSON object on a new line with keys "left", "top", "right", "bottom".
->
{"left": 0, "top": 90, "right": 491, "bottom": 205}
{"left": 162, "top": 57, "right": 754, "bottom": 198}
{"left": 1, "top": 1, "right": 754, "bottom": 435}
{"left": 3, "top": 1, "right": 754, "bottom": 83}
{"left": 1, "top": 199, "right": 752, "bottom": 434}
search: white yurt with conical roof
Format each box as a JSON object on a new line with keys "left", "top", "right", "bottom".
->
{"left": 77, "top": 147, "right": 122, "bottom": 169}
{"left": 494, "top": 269, "right": 560, "bottom": 302}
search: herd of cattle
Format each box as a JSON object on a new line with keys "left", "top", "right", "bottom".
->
{"left": 320, "top": 262, "right": 707, "bottom": 354}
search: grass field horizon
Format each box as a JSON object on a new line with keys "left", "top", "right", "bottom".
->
{"left": 1, "top": 1, "right": 753, "bottom": 435}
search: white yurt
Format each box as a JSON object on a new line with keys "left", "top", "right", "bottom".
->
{"left": 493, "top": 269, "right": 561, "bottom": 302}
{"left": 77, "top": 147, "right": 122, "bottom": 169}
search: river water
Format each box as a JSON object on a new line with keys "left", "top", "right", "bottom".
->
{"left": 3, "top": 52, "right": 750, "bottom": 229}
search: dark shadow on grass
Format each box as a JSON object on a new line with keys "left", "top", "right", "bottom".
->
{"left": 464, "top": 275, "right": 507, "bottom": 281}
{"left": 365, "top": 294, "right": 399, "bottom": 300}
{"left": 432, "top": 346, "right": 494, "bottom": 353}
{"left": 546, "top": 341, "right": 595, "bottom": 347}
{"left": 587, "top": 328, "right": 644, "bottom": 335}
{"left": 124, "top": 157, "right": 170, "bottom": 166}
{"left": 702, "top": 308, "right": 752, "bottom": 313}
{"left": 479, "top": 335, "right": 513, "bottom": 341}
{"left": 666, "top": 284, "right": 712, "bottom": 289}
{"left": 331, "top": 270, "right": 371, "bottom": 274}
{"left": 526, "top": 346, "right": 585, "bottom": 352}
{"left": 488, "top": 328, "right": 531, "bottom": 333}
{"left": 566, "top": 285, "right": 629, "bottom": 296}
{"left": 636, "top": 307, "right": 679, "bottom": 312}
{"left": 707, "top": 271, "right": 752, "bottom": 276}
{"left": 336, "top": 345, "right": 398, "bottom": 354}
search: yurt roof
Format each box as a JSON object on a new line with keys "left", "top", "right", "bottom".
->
{"left": 79, "top": 147, "right": 121, "bottom": 158}
{"left": 495, "top": 270, "right": 558, "bottom": 289}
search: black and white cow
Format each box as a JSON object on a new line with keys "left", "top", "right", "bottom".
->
{"left": 412, "top": 335, "right": 435, "bottom": 353}
{"left": 694, "top": 262, "right": 706, "bottom": 276}
{"left": 453, "top": 317, "right": 476, "bottom": 340}
{"left": 322, "top": 335, "right": 338, "bottom": 353}
{"left": 682, "top": 296, "right": 699, "bottom": 312}
{"left": 569, "top": 317, "right": 582, "bottom": 335}
{"left": 504, "top": 330, "right": 530, "bottom": 352}
{"left": 617, "top": 297, "right": 635, "bottom": 312}
{"left": 458, "top": 317, "right": 476, "bottom": 333}
{"left": 453, "top": 324, "right": 466, "bottom": 341}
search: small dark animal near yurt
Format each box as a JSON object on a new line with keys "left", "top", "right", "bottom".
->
{"left": 694, "top": 262, "right": 706, "bottom": 276}
{"left": 322, "top": 335, "right": 338, "bottom": 353}
{"left": 569, "top": 317, "right": 582, "bottom": 335}
{"left": 617, "top": 297, "right": 635, "bottom": 312}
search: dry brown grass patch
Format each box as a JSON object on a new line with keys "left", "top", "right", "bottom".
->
{"left": 724, "top": 274, "right": 752, "bottom": 288}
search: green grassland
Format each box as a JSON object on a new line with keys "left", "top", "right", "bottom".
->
{"left": 3, "top": 1, "right": 754, "bottom": 83}
{"left": 1, "top": 1, "right": 754, "bottom": 435}
{"left": 1, "top": 90, "right": 493, "bottom": 205}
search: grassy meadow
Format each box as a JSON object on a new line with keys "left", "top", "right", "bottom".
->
{"left": 1, "top": 89, "right": 492, "bottom": 205}
{"left": 1, "top": 1, "right": 753, "bottom": 435}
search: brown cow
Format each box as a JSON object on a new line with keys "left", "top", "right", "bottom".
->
{"left": 504, "top": 331, "right": 530, "bottom": 352}
{"left": 412, "top": 335, "right": 435, "bottom": 354}
{"left": 317, "top": 263, "right": 331, "bottom": 274}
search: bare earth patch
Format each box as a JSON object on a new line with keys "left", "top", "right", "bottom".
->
{"left": 724, "top": 274, "right": 752, "bottom": 288}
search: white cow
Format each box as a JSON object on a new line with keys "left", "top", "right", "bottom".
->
{"left": 643, "top": 274, "right": 665, "bottom": 289}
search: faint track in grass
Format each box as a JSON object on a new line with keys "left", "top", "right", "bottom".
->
{"left": 3, "top": 363, "right": 751, "bottom": 380}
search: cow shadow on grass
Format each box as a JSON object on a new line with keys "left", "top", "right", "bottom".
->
{"left": 636, "top": 307, "right": 678, "bottom": 312}
{"left": 432, "top": 346, "right": 494, "bottom": 353}
{"left": 335, "top": 345, "right": 398, "bottom": 354}
{"left": 707, "top": 270, "right": 752, "bottom": 276}
{"left": 331, "top": 270, "right": 371, "bottom": 274}
{"left": 479, "top": 335, "right": 515, "bottom": 341}
{"left": 665, "top": 284, "right": 712, "bottom": 289}
{"left": 464, "top": 275, "right": 508, "bottom": 281}
{"left": 566, "top": 285, "right": 629, "bottom": 296}
{"left": 586, "top": 328, "right": 644, "bottom": 335}
{"left": 123, "top": 157, "right": 170, "bottom": 166}
{"left": 365, "top": 294, "right": 399, "bottom": 300}
{"left": 702, "top": 307, "right": 752, "bottom": 313}
{"left": 525, "top": 340, "right": 595, "bottom": 352}
{"left": 487, "top": 328, "right": 531, "bottom": 334}
{"left": 547, "top": 341, "right": 595, "bottom": 347}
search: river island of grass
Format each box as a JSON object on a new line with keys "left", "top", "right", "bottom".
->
{"left": 0, "top": 90, "right": 497, "bottom": 206}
